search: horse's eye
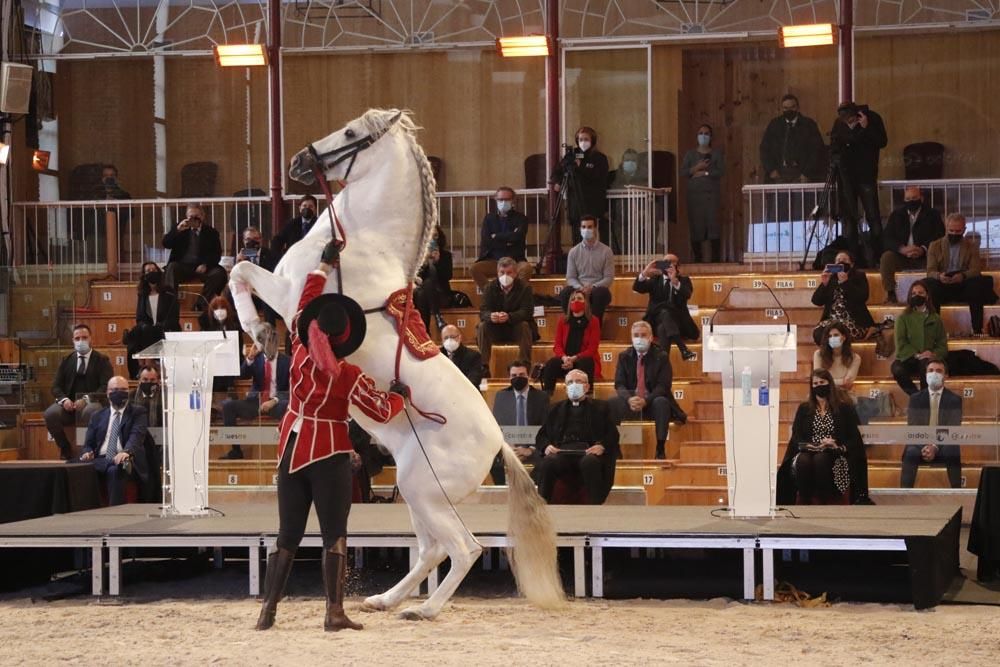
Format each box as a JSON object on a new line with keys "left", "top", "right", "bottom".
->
{"left": 345, "top": 128, "right": 356, "bottom": 139}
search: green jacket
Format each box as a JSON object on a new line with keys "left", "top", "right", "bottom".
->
{"left": 894, "top": 309, "right": 948, "bottom": 362}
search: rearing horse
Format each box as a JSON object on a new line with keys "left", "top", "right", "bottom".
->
{"left": 229, "top": 109, "right": 564, "bottom": 620}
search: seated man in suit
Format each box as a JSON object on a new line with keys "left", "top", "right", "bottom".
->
{"left": 925, "top": 212, "right": 998, "bottom": 335}
{"left": 132, "top": 365, "right": 163, "bottom": 428}
{"left": 878, "top": 186, "right": 944, "bottom": 304}
{"left": 220, "top": 345, "right": 291, "bottom": 459}
{"left": 44, "top": 324, "right": 114, "bottom": 460}
{"left": 80, "top": 376, "right": 149, "bottom": 506}
{"left": 272, "top": 195, "right": 318, "bottom": 260}
{"left": 607, "top": 321, "right": 673, "bottom": 460}
{"left": 476, "top": 257, "right": 534, "bottom": 371}
{"left": 162, "top": 204, "right": 228, "bottom": 309}
{"left": 534, "top": 369, "right": 619, "bottom": 504}
{"left": 440, "top": 324, "right": 483, "bottom": 387}
{"left": 902, "top": 359, "right": 962, "bottom": 489}
{"left": 490, "top": 360, "right": 550, "bottom": 484}
{"left": 634, "top": 253, "right": 698, "bottom": 359}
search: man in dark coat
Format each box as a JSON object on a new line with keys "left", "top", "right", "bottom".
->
{"left": 476, "top": 257, "right": 534, "bottom": 370}
{"left": 490, "top": 359, "right": 550, "bottom": 484}
{"left": 759, "top": 94, "right": 826, "bottom": 183}
{"left": 271, "top": 195, "right": 319, "bottom": 260}
{"left": 470, "top": 186, "right": 533, "bottom": 288}
{"left": 440, "top": 325, "right": 483, "bottom": 387}
{"left": 162, "top": 204, "right": 227, "bottom": 308}
{"left": 534, "top": 369, "right": 620, "bottom": 504}
{"left": 878, "top": 186, "right": 945, "bottom": 303}
{"left": 80, "top": 376, "right": 150, "bottom": 506}
{"left": 902, "top": 359, "right": 962, "bottom": 489}
{"left": 634, "top": 253, "right": 699, "bottom": 359}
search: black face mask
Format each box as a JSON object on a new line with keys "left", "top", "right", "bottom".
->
{"left": 783, "top": 110, "right": 797, "bottom": 121}
{"left": 139, "top": 382, "right": 157, "bottom": 398}
{"left": 108, "top": 389, "right": 129, "bottom": 409}
{"left": 301, "top": 209, "right": 315, "bottom": 221}
{"left": 909, "top": 294, "right": 927, "bottom": 308}
{"left": 510, "top": 376, "right": 529, "bottom": 392}
{"left": 103, "top": 177, "right": 117, "bottom": 186}
{"left": 948, "top": 233, "right": 964, "bottom": 245}
{"left": 244, "top": 239, "right": 260, "bottom": 249}
{"left": 811, "top": 384, "right": 831, "bottom": 399}
{"left": 144, "top": 271, "right": 162, "bottom": 286}
{"left": 905, "top": 200, "right": 921, "bottom": 213}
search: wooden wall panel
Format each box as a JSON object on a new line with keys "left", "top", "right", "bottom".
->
{"left": 281, "top": 51, "right": 545, "bottom": 191}
{"left": 54, "top": 59, "right": 156, "bottom": 198}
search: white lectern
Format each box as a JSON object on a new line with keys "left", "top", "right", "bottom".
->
{"left": 135, "top": 332, "right": 240, "bottom": 516}
{"left": 703, "top": 325, "right": 797, "bottom": 517}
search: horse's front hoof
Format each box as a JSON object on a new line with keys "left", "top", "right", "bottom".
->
{"left": 361, "top": 595, "right": 388, "bottom": 612}
{"left": 398, "top": 606, "right": 430, "bottom": 621}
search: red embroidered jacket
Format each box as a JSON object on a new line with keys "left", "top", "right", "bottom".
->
{"left": 277, "top": 272, "right": 404, "bottom": 473}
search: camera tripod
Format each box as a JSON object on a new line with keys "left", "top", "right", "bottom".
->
{"left": 799, "top": 156, "right": 841, "bottom": 271}
{"left": 537, "top": 148, "right": 578, "bottom": 274}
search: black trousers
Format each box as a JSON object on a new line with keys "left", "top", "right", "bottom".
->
{"left": 94, "top": 456, "right": 131, "bottom": 506}
{"left": 839, "top": 178, "right": 883, "bottom": 264}
{"left": 607, "top": 394, "right": 671, "bottom": 441}
{"left": 536, "top": 451, "right": 616, "bottom": 505}
{"left": 901, "top": 445, "right": 962, "bottom": 489}
{"left": 540, "top": 355, "right": 595, "bottom": 393}
{"left": 558, "top": 285, "right": 612, "bottom": 320}
{"left": 891, "top": 356, "right": 931, "bottom": 396}
{"left": 163, "top": 262, "right": 228, "bottom": 306}
{"left": 276, "top": 433, "right": 353, "bottom": 550}
{"left": 925, "top": 275, "right": 997, "bottom": 333}
{"left": 792, "top": 450, "right": 839, "bottom": 503}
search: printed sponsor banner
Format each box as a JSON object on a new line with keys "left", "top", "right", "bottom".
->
{"left": 860, "top": 425, "right": 999, "bottom": 446}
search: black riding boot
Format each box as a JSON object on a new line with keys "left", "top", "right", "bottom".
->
{"left": 323, "top": 537, "right": 363, "bottom": 632}
{"left": 255, "top": 547, "right": 295, "bottom": 631}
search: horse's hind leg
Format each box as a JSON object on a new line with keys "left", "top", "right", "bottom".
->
{"left": 362, "top": 510, "right": 446, "bottom": 612}
{"left": 397, "top": 506, "right": 482, "bottom": 621}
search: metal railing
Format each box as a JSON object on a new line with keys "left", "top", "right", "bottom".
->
{"left": 744, "top": 178, "right": 1000, "bottom": 271}
{"left": 11, "top": 187, "right": 669, "bottom": 283}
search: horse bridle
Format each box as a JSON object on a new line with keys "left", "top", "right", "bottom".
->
{"left": 306, "top": 111, "right": 402, "bottom": 183}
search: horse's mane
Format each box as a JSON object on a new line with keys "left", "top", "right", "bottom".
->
{"left": 357, "top": 108, "right": 438, "bottom": 281}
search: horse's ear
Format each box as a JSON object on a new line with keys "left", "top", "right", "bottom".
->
{"left": 388, "top": 111, "right": 403, "bottom": 127}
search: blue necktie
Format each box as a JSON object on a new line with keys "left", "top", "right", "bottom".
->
{"left": 516, "top": 394, "right": 526, "bottom": 426}
{"left": 106, "top": 411, "right": 121, "bottom": 458}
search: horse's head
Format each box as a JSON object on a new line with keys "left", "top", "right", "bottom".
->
{"left": 289, "top": 108, "right": 408, "bottom": 185}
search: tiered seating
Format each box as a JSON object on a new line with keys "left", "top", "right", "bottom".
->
{"left": 5, "top": 267, "right": 999, "bottom": 506}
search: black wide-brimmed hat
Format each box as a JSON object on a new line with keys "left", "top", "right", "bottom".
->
{"left": 297, "top": 292, "right": 367, "bottom": 359}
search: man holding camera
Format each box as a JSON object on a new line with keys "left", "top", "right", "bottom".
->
{"left": 549, "top": 126, "right": 610, "bottom": 245}
{"left": 830, "top": 102, "right": 888, "bottom": 266}
{"left": 925, "top": 213, "right": 998, "bottom": 335}
{"left": 162, "top": 204, "right": 227, "bottom": 309}
{"left": 879, "top": 186, "right": 945, "bottom": 304}
{"left": 634, "top": 253, "right": 698, "bottom": 360}
{"left": 237, "top": 226, "right": 277, "bottom": 271}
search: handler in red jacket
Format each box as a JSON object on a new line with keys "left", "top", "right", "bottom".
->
{"left": 255, "top": 243, "right": 406, "bottom": 632}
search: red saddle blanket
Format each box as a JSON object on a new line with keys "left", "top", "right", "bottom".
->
{"left": 385, "top": 287, "right": 440, "bottom": 360}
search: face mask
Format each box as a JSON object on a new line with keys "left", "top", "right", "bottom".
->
{"left": 139, "top": 382, "right": 157, "bottom": 398}
{"left": 498, "top": 274, "right": 514, "bottom": 288}
{"left": 442, "top": 338, "right": 460, "bottom": 353}
{"left": 213, "top": 308, "right": 228, "bottom": 322}
{"left": 909, "top": 294, "right": 927, "bottom": 308}
{"left": 581, "top": 228, "right": 594, "bottom": 241}
{"left": 103, "top": 177, "right": 117, "bottom": 186}
{"left": 496, "top": 200, "right": 512, "bottom": 214}
{"left": 905, "top": 200, "right": 921, "bottom": 213}
{"left": 577, "top": 140, "right": 591, "bottom": 152}
{"left": 301, "top": 208, "right": 315, "bottom": 221}
{"left": 948, "top": 233, "right": 964, "bottom": 245}
{"left": 622, "top": 160, "right": 637, "bottom": 175}
{"left": 566, "top": 383, "right": 586, "bottom": 401}
{"left": 108, "top": 389, "right": 129, "bottom": 409}
{"left": 926, "top": 371, "right": 944, "bottom": 390}
{"left": 244, "top": 239, "right": 260, "bottom": 249}
{"left": 811, "top": 383, "right": 832, "bottom": 399}
{"left": 569, "top": 301, "right": 586, "bottom": 315}
{"left": 783, "top": 110, "right": 797, "bottom": 121}
{"left": 74, "top": 340, "right": 91, "bottom": 355}
{"left": 632, "top": 337, "right": 650, "bottom": 353}
{"left": 697, "top": 134, "right": 711, "bottom": 147}
{"left": 828, "top": 336, "right": 843, "bottom": 349}
{"left": 510, "top": 376, "right": 529, "bottom": 392}
{"left": 144, "top": 271, "right": 162, "bottom": 285}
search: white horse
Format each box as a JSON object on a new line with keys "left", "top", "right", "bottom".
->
{"left": 229, "top": 109, "right": 564, "bottom": 620}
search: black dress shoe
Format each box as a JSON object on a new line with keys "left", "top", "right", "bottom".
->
{"left": 681, "top": 349, "right": 697, "bottom": 361}
{"left": 221, "top": 447, "right": 244, "bottom": 460}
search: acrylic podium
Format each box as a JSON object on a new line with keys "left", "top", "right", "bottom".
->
{"left": 703, "top": 325, "right": 797, "bottom": 517}
{"left": 135, "top": 332, "right": 240, "bottom": 516}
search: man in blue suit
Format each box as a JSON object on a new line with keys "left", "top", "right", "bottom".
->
{"left": 220, "top": 347, "right": 291, "bottom": 459}
{"left": 80, "top": 376, "right": 150, "bottom": 506}
{"left": 902, "top": 358, "right": 963, "bottom": 488}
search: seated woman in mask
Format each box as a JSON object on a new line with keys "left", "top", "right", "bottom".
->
{"left": 540, "top": 289, "right": 602, "bottom": 393}
{"left": 811, "top": 249, "right": 874, "bottom": 345}
{"left": 199, "top": 293, "right": 244, "bottom": 394}
{"left": 611, "top": 148, "right": 646, "bottom": 188}
{"left": 125, "top": 261, "right": 180, "bottom": 379}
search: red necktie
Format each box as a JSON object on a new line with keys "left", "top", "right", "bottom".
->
{"left": 261, "top": 359, "right": 272, "bottom": 403}
{"left": 636, "top": 354, "right": 646, "bottom": 399}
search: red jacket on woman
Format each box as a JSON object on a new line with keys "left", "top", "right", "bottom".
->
{"left": 552, "top": 314, "right": 602, "bottom": 380}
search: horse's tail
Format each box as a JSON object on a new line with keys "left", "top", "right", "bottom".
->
{"left": 501, "top": 442, "right": 566, "bottom": 609}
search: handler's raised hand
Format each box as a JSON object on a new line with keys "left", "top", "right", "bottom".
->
{"left": 389, "top": 380, "right": 410, "bottom": 400}
{"left": 321, "top": 239, "right": 343, "bottom": 266}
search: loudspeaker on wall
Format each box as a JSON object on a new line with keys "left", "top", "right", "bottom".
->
{"left": 0, "top": 62, "right": 34, "bottom": 115}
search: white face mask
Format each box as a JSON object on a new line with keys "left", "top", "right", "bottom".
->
{"left": 498, "top": 274, "right": 514, "bottom": 288}
{"left": 632, "top": 337, "right": 650, "bottom": 353}
{"left": 496, "top": 200, "right": 512, "bottom": 214}
{"left": 442, "top": 338, "right": 460, "bottom": 353}
{"left": 926, "top": 371, "right": 944, "bottom": 389}
{"left": 581, "top": 228, "right": 595, "bottom": 241}
{"left": 828, "top": 336, "right": 843, "bottom": 349}
{"left": 74, "top": 339, "right": 91, "bottom": 355}
{"left": 213, "top": 308, "right": 228, "bottom": 322}
{"left": 622, "top": 160, "right": 637, "bottom": 175}
{"left": 566, "top": 382, "right": 586, "bottom": 401}
{"left": 578, "top": 140, "right": 591, "bottom": 152}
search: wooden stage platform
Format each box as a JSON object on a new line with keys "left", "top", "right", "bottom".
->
{"left": 0, "top": 503, "right": 961, "bottom": 609}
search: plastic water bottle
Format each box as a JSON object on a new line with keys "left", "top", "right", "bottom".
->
{"left": 741, "top": 366, "right": 752, "bottom": 406}
{"left": 759, "top": 379, "right": 769, "bottom": 406}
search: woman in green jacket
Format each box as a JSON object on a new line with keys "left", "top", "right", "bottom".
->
{"left": 891, "top": 280, "right": 948, "bottom": 395}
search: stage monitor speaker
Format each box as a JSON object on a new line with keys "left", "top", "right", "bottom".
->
{"left": 0, "top": 62, "right": 34, "bottom": 115}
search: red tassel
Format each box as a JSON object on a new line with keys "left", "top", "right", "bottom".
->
{"left": 308, "top": 319, "right": 340, "bottom": 379}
